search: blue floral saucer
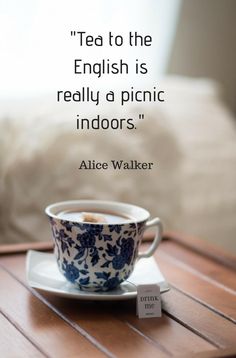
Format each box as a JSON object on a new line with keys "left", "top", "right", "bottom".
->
{"left": 26, "top": 250, "right": 169, "bottom": 301}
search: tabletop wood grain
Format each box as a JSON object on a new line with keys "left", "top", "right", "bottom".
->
{"left": 0, "top": 233, "right": 235, "bottom": 358}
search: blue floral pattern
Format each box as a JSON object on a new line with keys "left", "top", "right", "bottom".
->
{"left": 49, "top": 217, "right": 146, "bottom": 291}
{"left": 62, "top": 258, "right": 80, "bottom": 283}
{"left": 108, "top": 225, "right": 122, "bottom": 234}
{"left": 101, "top": 237, "right": 135, "bottom": 270}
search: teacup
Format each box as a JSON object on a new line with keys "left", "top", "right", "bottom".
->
{"left": 45, "top": 200, "right": 163, "bottom": 291}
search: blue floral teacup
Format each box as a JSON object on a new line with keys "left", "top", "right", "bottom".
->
{"left": 45, "top": 200, "right": 163, "bottom": 292}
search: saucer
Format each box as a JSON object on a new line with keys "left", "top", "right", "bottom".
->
{"left": 26, "top": 250, "right": 169, "bottom": 301}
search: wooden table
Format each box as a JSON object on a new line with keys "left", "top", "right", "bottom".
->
{"left": 0, "top": 233, "right": 236, "bottom": 358}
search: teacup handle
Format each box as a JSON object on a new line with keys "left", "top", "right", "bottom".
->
{"left": 137, "top": 218, "right": 163, "bottom": 259}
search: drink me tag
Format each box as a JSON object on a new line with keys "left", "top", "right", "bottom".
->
{"left": 136, "top": 284, "right": 162, "bottom": 318}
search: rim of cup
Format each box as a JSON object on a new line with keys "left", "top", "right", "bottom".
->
{"left": 45, "top": 200, "right": 150, "bottom": 225}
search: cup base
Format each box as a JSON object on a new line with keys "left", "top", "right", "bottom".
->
{"left": 57, "top": 265, "right": 124, "bottom": 292}
{"left": 74, "top": 283, "right": 121, "bottom": 293}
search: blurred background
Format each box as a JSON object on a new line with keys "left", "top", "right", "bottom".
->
{"left": 0, "top": 0, "right": 236, "bottom": 252}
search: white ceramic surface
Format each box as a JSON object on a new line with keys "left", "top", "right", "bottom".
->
{"left": 26, "top": 250, "right": 169, "bottom": 301}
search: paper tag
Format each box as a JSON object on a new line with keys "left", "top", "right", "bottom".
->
{"left": 136, "top": 284, "right": 162, "bottom": 318}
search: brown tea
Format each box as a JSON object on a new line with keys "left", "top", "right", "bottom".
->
{"left": 57, "top": 209, "right": 133, "bottom": 224}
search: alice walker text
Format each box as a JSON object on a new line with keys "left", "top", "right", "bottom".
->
{"left": 78, "top": 160, "right": 154, "bottom": 170}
